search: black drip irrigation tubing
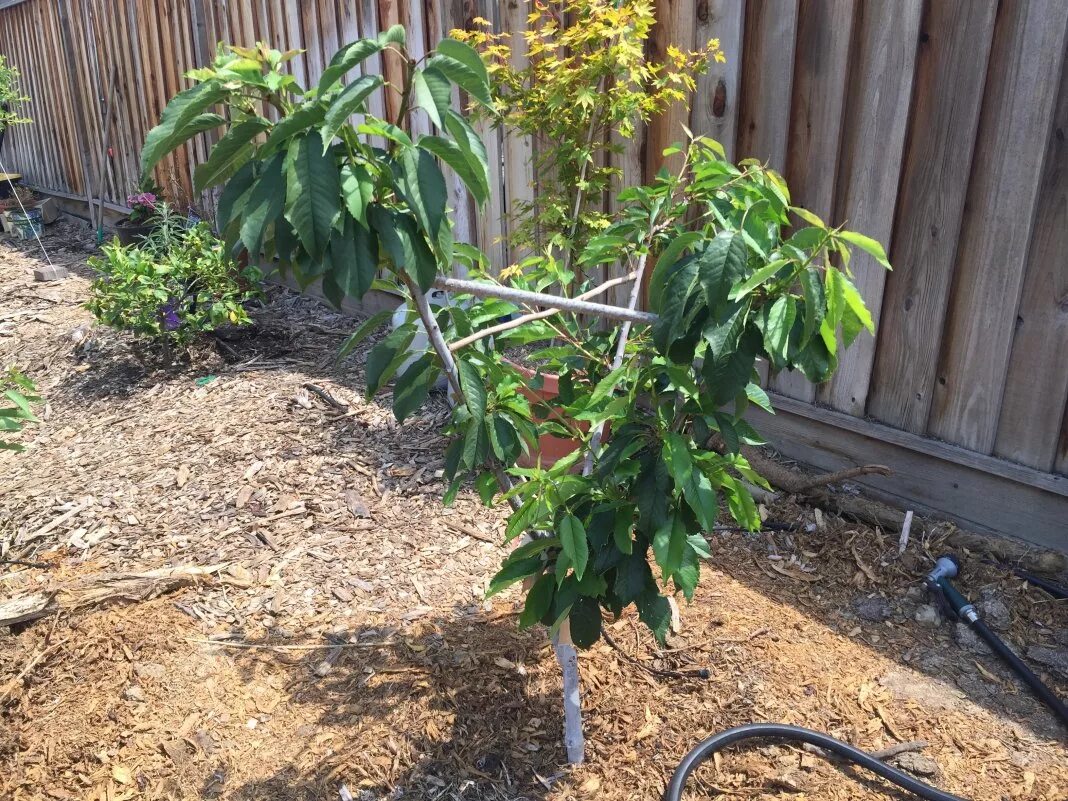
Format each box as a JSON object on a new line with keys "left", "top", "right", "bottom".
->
{"left": 664, "top": 724, "right": 968, "bottom": 801}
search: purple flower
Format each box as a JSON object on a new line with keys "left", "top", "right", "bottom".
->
{"left": 160, "top": 301, "right": 180, "bottom": 331}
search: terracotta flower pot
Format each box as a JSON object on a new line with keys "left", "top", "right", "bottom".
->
{"left": 508, "top": 361, "right": 587, "bottom": 469}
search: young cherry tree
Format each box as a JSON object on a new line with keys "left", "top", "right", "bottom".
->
{"left": 142, "top": 28, "right": 889, "bottom": 766}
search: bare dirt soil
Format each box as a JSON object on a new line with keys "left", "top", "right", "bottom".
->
{"left": 1, "top": 219, "right": 1066, "bottom": 801}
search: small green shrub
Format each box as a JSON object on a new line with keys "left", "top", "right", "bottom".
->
{"left": 86, "top": 218, "right": 262, "bottom": 348}
{"left": 0, "top": 54, "right": 30, "bottom": 133}
{"left": 1, "top": 369, "right": 39, "bottom": 452}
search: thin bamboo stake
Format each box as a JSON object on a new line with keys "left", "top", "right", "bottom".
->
{"left": 447, "top": 271, "right": 638, "bottom": 352}
{"left": 433, "top": 276, "right": 658, "bottom": 325}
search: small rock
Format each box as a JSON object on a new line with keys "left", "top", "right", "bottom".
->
{"left": 953, "top": 623, "right": 992, "bottom": 655}
{"left": 133, "top": 662, "right": 166, "bottom": 680}
{"left": 1025, "top": 645, "right": 1068, "bottom": 681}
{"left": 1053, "top": 629, "right": 1068, "bottom": 647}
{"left": 904, "top": 585, "right": 927, "bottom": 603}
{"left": 914, "top": 604, "right": 943, "bottom": 627}
{"left": 977, "top": 590, "right": 1011, "bottom": 630}
{"left": 892, "top": 752, "right": 940, "bottom": 778}
{"left": 124, "top": 684, "right": 145, "bottom": 702}
{"left": 853, "top": 595, "right": 892, "bottom": 622}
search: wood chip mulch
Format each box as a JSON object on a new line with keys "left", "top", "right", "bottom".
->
{"left": 1, "top": 219, "right": 1065, "bottom": 801}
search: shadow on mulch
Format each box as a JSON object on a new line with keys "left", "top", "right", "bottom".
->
{"left": 216, "top": 611, "right": 564, "bottom": 801}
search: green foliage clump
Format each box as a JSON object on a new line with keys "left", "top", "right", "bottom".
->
{"left": 86, "top": 216, "right": 262, "bottom": 348}
{"left": 0, "top": 54, "right": 30, "bottom": 132}
{"left": 422, "top": 139, "right": 890, "bottom": 648}
{"left": 138, "top": 31, "right": 493, "bottom": 308}
{"left": 453, "top": 1, "right": 721, "bottom": 266}
{"left": 1, "top": 369, "right": 39, "bottom": 452}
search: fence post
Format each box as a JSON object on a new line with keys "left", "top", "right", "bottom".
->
{"left": 55, "top": 0, "right": 100, "bottom": 229}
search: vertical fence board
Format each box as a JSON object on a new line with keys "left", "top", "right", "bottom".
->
{"left": 691, "top": 0, "right": 745, "bottom": 162}
{"left": 500, "top": 0, "right": 533, "bottom": 267}
{"left": 735, "top": 0, "right": 797, "bottom": 170}
{"left": 473, "top": 0, "right": 506, "bottom": 272}
{"left": 993, "top": 58, "right": 1068, "bottom": 471}
{"left": 928, "top": 0, "right": 1068, "bottom": 453}
{"left": 816, "top": 0, "right": 922, "bottom": 416}
{"left": 868, "top": 0, "right": 997, "bottom": 433}
{"left": 646, "top": 0, "right": 697, "bottom": 177}
{"left": 769, "top": 0, "right": 854, "bottom": 402}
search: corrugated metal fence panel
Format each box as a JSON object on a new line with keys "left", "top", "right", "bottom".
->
{"left": 1, "top": 0, "right": 1067, "bottom": 491}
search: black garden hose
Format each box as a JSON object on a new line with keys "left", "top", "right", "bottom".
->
{"left": 966, "top": 616, "right": 1068, "bottom": 728}
{"left": 663, "top": 723, "right": 968, "bottom": 801}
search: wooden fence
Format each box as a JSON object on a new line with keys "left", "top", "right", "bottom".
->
{"left": 1, "top": 0, "right": 1066, "bottom": 551}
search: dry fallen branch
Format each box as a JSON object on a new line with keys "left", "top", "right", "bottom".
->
{"left": 1, "top": 564, "right": 229, "bottom": 628}
{"left": 793, "top": 464, "right": 892, "bottom": 492}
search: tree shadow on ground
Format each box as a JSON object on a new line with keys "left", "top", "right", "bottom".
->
{"left": 214, "top": 609, "right": 565, "bottom": 801}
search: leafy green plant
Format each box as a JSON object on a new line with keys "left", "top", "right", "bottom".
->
{"left": 453, "top": 1, "right": 721, "bottom": 270}
{"left": 86, "top": 216, "right": 262, "bottom": 349}
{"left": 1, "top": 369, "right": 39, "bottom": 452}
{"left": 431, "top": 138, "right": 890, "bottom": 648}
{"left": 0, "top": 54, "right": 30, "bottom": 133}
{"left": 139, "top": 32, "right": 493, "bottom": 310}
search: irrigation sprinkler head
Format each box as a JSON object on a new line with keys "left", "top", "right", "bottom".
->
{"left": 926, "top": 554, "right": 961, "bottom": 584}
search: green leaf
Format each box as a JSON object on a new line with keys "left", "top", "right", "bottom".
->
{"left": 674, "top": 546, "right": 700, "bottom": 601}
{"left": 338, "top": 309, "right": 393, "bottom": 361}
{"left": 216, "top": 161, "right": 257, "bottom": 240}
{"left": 763, "top": 295, "right": 796, "bottom": 364}
{"left": 194, "top": 116, "right": 270, "bottom": 192}
{"left": 318, "top": 39, "right": 384, "bottom": 95}
{"left": 615, "top": 552, "right": 653, "bottom": 604}
{"left": 260, "top": 103, "right": 328, "bottom": 158}
{"left": 239, "top": 152, "right": 286, "bottom": 257}
{"left": 430, "top": 39, "right": 491, "bottom": 106}
{"left": 443, "top": 110, "right": 491, "bottom": 205}
{"left": 745, "top": 382, "right": 774, "bottom": 413}
{"left": 649, "top": 231, "right": 702, "bottom": 312}
{"left": 284, "top": 130, "right": 342, "bottom": 260}
{"left": 393, "top": 353, "right": 437, "bottom": 422}
{"left": 340, "top": 163, "right": 375, "bottom": 223}
{"left": 568, "top": 597, "right": 602, "bottom": 649}
{"left": 636, "top": 589, "right": 671, "bottom": 645}
{"left": 728, "top": 258, "right": 791, "bottom": 300}
{"left": 698, "top": 231, "right": 748, "bottom": 309}
{"left": 458, "top": 359, "right": 486, "bottom": 420}
{"left": 613, "top": 508, "right": 634, "bottom": 555}
{"left": 839, "top": 271, "right": 875, "bottom": 336}
{"left": 321, "top": 74, "right": 384, "bottom": 148}
{"left": 703, "top": 327, "right": 760, "bottom": 406}
{"left": 663, "top": 433, "right": 718, "bottom": 531}
{"left": 396, "top": 145, "right": 448, "bottom": 249}
{"left": 487, "top": 557, "right": 543, "bottom": 598}
{"left": 327, "top": 212, "right": 378, "bottom": 300}
{"left": 837, "top": 230, "right": 891, "bottom": 269}
{"left": 368, "top": 205, "right": 437, "bottom": 291}
{"left": 365, "top": 325, "right": 415, "bottom": 395}
{"left": 411, "top": 66, "right": 452, "bottom": 128}
{"left": 417, "top": 134, "right": 488, "bottom": 206}
{"left": 652, "top": 513, "right": 688, "bottom": 579}
{"left": 378, "top": 24, "right": 405, "bottom": 46}
{"left": 559, "top": 513, "right": 589, "bottom": 582}
{"left": 635, "top": 452, "right": 671, "bottom": 532}
{"left": 141, "top": 81, "right": 226, "bottom": 179}
{"left": 799, "top": 266, "right": 826, "bottom": 348}
{"left": 651, "top": 256, "right": 700, "bottom": 354}
{"left": 519, "top": 574, "right": 555, "bottom": 629}
{"left": 790, "top": 206, "right": 826, "bottom": 229}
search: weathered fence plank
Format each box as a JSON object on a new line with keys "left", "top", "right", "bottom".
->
{"left": 690, "top": 0, "right": 745, "bottom": 163}
{"left": 928, "top": 0, "right": 1068, "bottom": 453}
{"left": 993, "top": 58, "right": 1068, "bottom": 471}
{"left": 769, "top": 0, "right": 854, "bottom": 402}
{"left": 816, "top": 0, "right": 922, "bottom": 416}
{"left": 867, "top": 0, "right": 997, "bottom": 434}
